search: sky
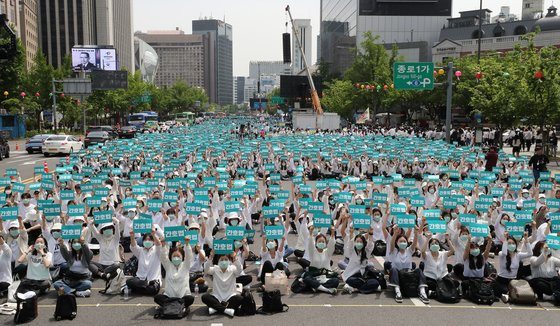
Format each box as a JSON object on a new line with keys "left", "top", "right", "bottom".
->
{"left": 133, "top": 0, "right": 556, "bottom": 77}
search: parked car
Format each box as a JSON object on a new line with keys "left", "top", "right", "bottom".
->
{"left": 42, "top": 135, "right": 83, "bottom": 156}
{"left": 84, "top": 131, "right": 112, "bottom": 147}
{"left": 87, "top": 125, "right": 118, "bottom": 138}
{"left": 25, "top": 134, "right": 54, "bottom": 154}
{"left": 0, "top": 135, "right": 9, "bottom": 160}
{"left": 117, "top": 126, "right": 137, "bottom": 139}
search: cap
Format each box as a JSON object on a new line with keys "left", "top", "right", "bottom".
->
{"left": 538, "top": 193, "right": 546, "bottom": 199}
{"left": 522, "top": 189, "right": 530, "bottom": 193}
{"left": 52, "top": 223, "right": 62, "bottom": 230}
{"left": 8, "top": 221, "right": 19, "bottom": 229}
{"left": 25, "top": 212, "right": 39, "bottom": 222}
{"left": 127, "top": 207, "right": 137, "bottom": 212}
{"left": 228, "top": 212, "right": 240, "bottom": 220}
{"left": 189, "top": 222, "right": 200, "bottom": 230}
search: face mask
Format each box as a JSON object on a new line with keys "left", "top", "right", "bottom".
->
{"left": 72, "top": 243, "right": 82, "bottom": 251}
{"left": 316, "top": 242, "right": 327, "bottom": 250}
{"left": 234, "top": 240, "right": 243, "bottom": 249}
{"left": 470, "top": 248, "right": 481, "bottom": 257}
{"left": 218, "top": 260, "right": 230, "bottom": 270}
{"left": 424, "top": 232, "right": 432, "bottom": 238}
{"left": 125, "top": 191, "right": 132, "bottom": 196}
{"left": 171, "top": 256, "right": 182, "bottom": 266}
{"left": 451, "top": 212, "right": 458, "bottom": 219}
{"left": 128, "top": 211, "right": 135, "bottom": 218}
{"left": 444, "top": 216, "right": 450, "bottom": 223}
{"left": 168, "top": 214, "right": 176, "bottom": 220}
{"left": 143, "top": 240, "right": 154, "bottom": 249}
{"left": 5, "top": 190, "right": 11, "bottom": 195}
{"left": 9, "top": 229, "right": 19, "bottom": 237}
{"left": 103, "top": 229, "right": 113, "bottom": 237}
{"left": 266, "top": 242, "right": 276, "bottom": 250}
{"left": 522, "top": 194, "right": 529, "bottom": 199}
{"left": 460, "top": 235, "right": 469, "bottom": 242}
{"left": 398, "top": 242, "right": 408, "bottom": 250}
{"left": 23, "top": 199, "right": 30, "bottom": 205}
{"left": 373, "top": 215, "right": 381, "bottom": 222}
{"left": 354, "top": 242, "right": 364, "bottom": 250}
{"left": 312, "top": 229, "right": 319, "bottom": 236}
{"left": 539, "top": 198, "right": 545, "bottom": 204}
{"left": 34, "top": 243, "right": 44, "bottom": 251}
{"left": 428, "top": 189, "right": 435, "bottom": 194}
{"left": 52, "top": 231, "right": 61, "bottom": 239}
{"left": 507, "top": 244, "right": 517, "bottom": 252}
{"left": 230, "top": 219, "right": 239, "bottom": 226}
{"left": 45, "top": 215, "right": 55, "bottom": 222}
{"left": 430, "top": 244, "right": 440, "bottom": 252}
{"left": 101, "top": 201, "right": 107, "bottom": 207}
{"left": 356, "top": 200, "right": 363, "bottom": 205}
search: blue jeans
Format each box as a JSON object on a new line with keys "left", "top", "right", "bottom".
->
{"left": 283, "top": 244, "right": 294, "bottom": 258}
{"left": 53, "top": 279, "right": 92, "bottom": 294}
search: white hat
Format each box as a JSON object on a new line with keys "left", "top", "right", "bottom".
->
{"left": 72, "top": 216, "right": 85, "bottom": 222}
{"left": 228, "top": 212, "right": 240, "bottom": 220}
{"left": 105, "top": 184, "right": 112, "bottom": 190}
{"left": 200, "top": 211, "right": 208, "bottom": 218}
{"left": 8, "top": 221, "right": 19, "bottom": 229}
{"left": 99, "top": 223, "right": 113, "bottom": 230}
{"left": 25, "top": 212, "right": 39, "bottom": 222}
{"left": 189, "top": 222, "right": 200, "bottom": 230}
{"left": 538, "top": 193, "right": 546, "bottom": 199}
{"left": 127, "top": 207, "right": 137, "bottom": 212}
{"left": 522, "top": 189, "right": 530, "bottom": 194}
{"left": 52, "top": 223, "right": 62, "bottom": 230}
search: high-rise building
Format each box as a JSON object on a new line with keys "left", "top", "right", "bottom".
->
{"left": 135, "top": 29, "right": 208, "bottom": 89}
{"left": 249, "top": 61, "right": 291, "bottom": 80}
{"left": 319, "top": 0, "right": 357, "bottom": 76}
{"left": 0, "top": 0, "right": 21, "bottom": 31}
{"left": 18, "top": 0, "right": 39, "bottom": 71}
{"left": 134, "top": 37, "right": 159, "bottom": 84}
{"left": 233, "top": 76, "right": 245, "bottom": 104}
{"left": 112, "top": 0, "right": 134, "bottom": 73}
{"left": 192, "top": 19, "right": 233, "bottom": 105}
{"left": 292, "top": 19, "right": 312, "bottom": 74}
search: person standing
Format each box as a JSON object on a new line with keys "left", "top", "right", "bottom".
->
{"left": 528, "top": 146, "right": 549, "bottom": 181}
{"left": 484, "top": 147, "right": 498, "bottom": 172}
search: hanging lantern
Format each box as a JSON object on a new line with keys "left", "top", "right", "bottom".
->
{"left": 438, "top": 69, "right": 445, "bottom": 76}
{"left": 376, "top": 85, "right": 381, "bottom": 91}
{"left": 360, "top": 84, "right": 365, "bottom": 89}
{"left": 503, "top": 72, "right": 510, "bottom": 78}
{"left": 3, "top": 91, "right": 8, "bottom": 97}
{"left": 366, "top": 85, "right": 371, "bottom": 90}
{"left": 355, "top": 83, "right": 360, "bottom": 88}
{"left": 35, "top": 92, "right": 40, "bottom": 97}
{"left": 20, "top": 92, "right": 26, "bottom": 98}
{"left": 534, "top": 70, "right": 544, "bottom": 80}
{"left": 454, "top": 70, "right": 462, "bottom": 78}
{"left": 60, "top": 93, "right": 65, "bottom": 98}
{"left": 433, "top": 71, "right": 438, "bottom": 78}
{"left": 383, "top": 84, "right": 389, "bottom": 90}
{"left": 475, "top": 72, "right": 482, "bottom": 80}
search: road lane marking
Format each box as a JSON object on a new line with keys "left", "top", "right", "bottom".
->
{"left": 410, "top": 298, "right": 425, "bottom": 306}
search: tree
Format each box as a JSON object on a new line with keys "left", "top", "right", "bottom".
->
{"left": 321, "top": 80, "right": 358, "bottom": 119}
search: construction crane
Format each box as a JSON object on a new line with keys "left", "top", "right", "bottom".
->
{"left": 285, "top": 5, "right": 323, "bottom": 115}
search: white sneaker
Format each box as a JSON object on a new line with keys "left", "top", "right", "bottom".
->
{"left": 343, "top": 284, "right": 356, "bottom": 294}
{"left": 328, "top": 288, "right": 337, "bottom": 295}
{"left": 501, "top": 294, "right": 509, "bottom": 303}
{"left": 208, "top": 307, "right": 217, "bottom": 315}
{"left": 224, "top": 308, "right": 235, "bottom": 317}
{"left": 75, "top": 290, "right": 91, "bottom": 298}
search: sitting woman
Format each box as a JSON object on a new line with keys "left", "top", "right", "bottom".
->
{"left": 53, "top": 237, "right": 93, "bottom": 297}
{"left": 461, "top": 235, "right": 493, "bottom": 299}
{"left": 421, "top": 234, "right": 456, "bottom": 298}
{"left": 126, "top": 228, "right": 161, "bottom": 296}
{"left": 301, "top": 226, "right": 338, "bottom": 294}
{"left": 387, "top": 227, "right": 430, "bottom": 304}
{"left": 201, "top": 251, "right": 243, "bottom": 317}
{"left": 528, "top": 241, "right": 560, "bottom": 302}
{"left": 233, "top": 238, "right": 252, "bottom": 287}
{"left": 341, "top": 226, "right": 378, "bottom": 294}
{"left": 88, "top": 218, "right": 121, "bottom": 279}
{"left": 16, "top": 237, "right": 53, "bottom": 295}
{"left": 154, "top": 236, "right": 194, "bottom": 315}
{"left": 259, "top": 235, "right": 289, "bottom": 285}
{"left": 0, "top": 235, "right": 12, "bottom": 296}
{"left": 494, "top": 233, "right": 531, "bottom": 303}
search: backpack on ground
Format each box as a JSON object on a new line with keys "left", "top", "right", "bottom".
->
{"left": 290, "top": 278, "right": 307, "bottom": 294}
{"left": 54, "top": 294, "right": 77, "bottom": 320}
{"left": 14, "top": 292, "right": 37, "bottom": 324}
{"left": 100, "top": 268, "right": 126, "bottom": 295}
{"left": 436, "top": 277, "right": 460, "bottom": 303}
{"left": 154, "top": 298, "right": 187, "bottom": 319}
{"left": 464, "top": 279, "right": 495, "bottom": 305}
{"left": 364, "top": 266, "right": 387, "bottom": 290}
{"left": 372, "top": 240, "right": 387, "bottom": 257}
{"left": 508, "top": 280, "right": 537, "bottom": 305}
{"left": 398, "top": 269, "right": 419, "bottom": 298}
{"left": 236, "top": 289, "right": 256, "bottom": 316}
{"left": 257, "top": 290, "right": 289, "bottom": 314}
{"left": 123, "top": 256, "right": 138, "bottom": 276}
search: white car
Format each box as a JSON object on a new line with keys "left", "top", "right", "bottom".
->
{"left": 42, "top": 135, "right": 83, "bottom": 156}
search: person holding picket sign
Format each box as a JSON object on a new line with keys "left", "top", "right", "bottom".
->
{"left": 201, "top": 250, "right": 244, "bottom": 317}
{"left": 340, "top": 221, "right": 378, "bottom": 294}
{"left": 528, "top": 241, "right": 560, "bottom": 301}
{"left": 259, "top": 233, "right": 288, "bottom": 285}
{"left": 495, "top": 232, "right": 532, "bottom": 302}
{"left": 154, "top": 236, "right": 194, "bottom": 314}
{"left": 88, "top": 217, "right": 121, "bottom": 279}
{"left": 421, "top": 233, "right": 456, "bottom": 298}
{"left": 301, "top": 226, "right": 338, "bottom": 294}
{"left": 0, "top": 216, "right": 28, "bottom": 279}
{"left": 53, "top": 236, "right": 93, "bottom": 297}
{"left": 126, "top": 227, "right": 161, "bottom": 296}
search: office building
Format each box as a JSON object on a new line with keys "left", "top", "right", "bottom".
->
{"left": 292, "top": 19, "right": 312, "bottom": 74}
{"left": 249, "top": 61, "right": 291, "bottom": 80}
{"left": 193, "top": 19, "right": 233, "bottom": 105}
{"left": 134, "top": 37, "right": 159, "bottom": 84}
{"left": 19, "top": 0, "right": 39, "bottom": 71}
{"left": 136, "top": 29, "right": 208, "bottom": 89}
{"left": 0, "top": 0, "right": 20, "bottom": 31}
{"left": 319, "top": 0, "right": 357, "bottom": 76}
{"left": 244, "top": 78, "right": 258, "bottom": 104}
{"left": 234, "top": 76, "right": 245, "bottom": 104}
{"left": 522, "top": 0, "right": 544, "bottom": 20}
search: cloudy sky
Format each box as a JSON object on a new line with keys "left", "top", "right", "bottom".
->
{"left": 134, "top": 0, "right": 555, "bottom": 76}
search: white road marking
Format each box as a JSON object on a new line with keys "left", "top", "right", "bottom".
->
{"left": 410, "top": 298, "right": 425, "bottom": 306}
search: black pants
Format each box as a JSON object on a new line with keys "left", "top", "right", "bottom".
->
{"left": 236, "top": 275, "right": 252, "bottom": 286}
{"left": 302, "top": 275, "right": 339, "bottom": 290}
{"left": 201, "top": 293, "right": 243, "bottom": 313}
{"left": 90, "top": 262, "right": 120, "bottom": 278}
{"left": 16, "top": 278, "right": 51, "bottom": 296}
{"left": 126, "top": 277, "right": 160, "bottom": 296}
{"left": 294, "top": 250, "right": 305, "bottom": 258}
{"left": 154, "top": 294, "right": 194, "bottom": 309}
{"left": 493, "top": 276, "right": 512, "bottom": 296}
{"left": 0, "top": 281, "right": 10, "bottom": 296}
{"left": 426, "top": 277, "right": 438, "bottom": 294}
{"left": 260, "top": 261, "right": 290, "bottom": 284}
{"left": 529, "top": 277, "right": 560, "bottom": 299}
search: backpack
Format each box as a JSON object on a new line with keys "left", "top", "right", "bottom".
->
{"left": 436, "top": 277, "right": 460, "bottom": 303}
{"left": 123, "top": 256, "right": 138, "bottom": 276}
{"left": 508, "top": 280, "right": 536, "bottom": 305}
{"left": 290, "top": 278, "right": 307, "bottom": 294}
{"left": 464, "top": 279, "right": 495, "bottom": 305}
{"left": 398, "top": 269, "right": 419, "bottom": 298}
{"left": 100, "top": 268, "right": 126, "bottom": 295}
{"left": 372, "top": 240, "right": 387, "bottom": 257}
{"left": 364, "top": 266, "right": 387, "bottom": 290}
{"left": 235, "top": 289, "right": 256, "bottom": 316}
{"left": 14, "top": 293, "right": 37, "bottom": 324}
{"left": 154, "top": 298, "right": 187, "bottom": 320}
{"left": 54, "top": 294, "right": 77, "bottom": 321}
{"left": 257, "top": 290, "right": 289, "bottom": 314}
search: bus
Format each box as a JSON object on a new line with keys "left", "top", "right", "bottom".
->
{"left": 128, "top": 111, "right": 158, "bottom": 128}
{"left": 175, "top": 112, "right": 195, "bottom": 125}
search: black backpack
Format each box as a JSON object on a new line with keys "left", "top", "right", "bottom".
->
{"left": 54, "top": 294, "right": 77, "bottom": 321}
{"left": 398, "top": 269, "right": 419, "bottom": 298}
{"left": 465, "top": 279, "right": 495, "bottom": 305}
{"left": 236, "top": 289, "right": 257, "bottom": 316}
{"left": 124, "top": 256, "right": 138, "bottom": 276}
{"left": 372, "top": 240, "right": 387, "bottom": 257}
{"left": 436, "top": 277, "right": 460, "bottom": 303}
{"left": 257, "top": 290, "right": 289, "bottom": 314}
{"left": 14, "top": 294, "right": 38, "bottom": 324}
{"left": 364, "top": 266, "right": 387, "bottom": 290}
{"left": 154, "top": 298, "right": 187, "bottom": 319}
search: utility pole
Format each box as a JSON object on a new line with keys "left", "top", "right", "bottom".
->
{"left": 52, "top": 79, "right": 58, "bottom": 131}
{"left": 477, "top": 0, "right": 483, "bottom": 63}
{"left": 445, "top": 62, "right": 453, "bottom": 143}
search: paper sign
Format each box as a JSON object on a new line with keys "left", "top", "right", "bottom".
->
{"left": 352, "top": 213, "right": 371, "bottom": 229}
{"left": 458, "top": 214, "right": 477, "bottom": 226}
{"left": 244, "top": 229, "right": 256, "bottom": 240}
{"left": 185, "top": 202, "right": 202, "bottom": 215}
{"left": 61, "top": 225, "right": 82, "bottom": 240}
{"left": 164, "top": 226, "right": 186, "bottom": 242}
{"left": 0, "top": 207, "right": 18, "bottom": 220}
{"left": 60, "top": 190, "right": 75, "bottom": 201}
{"left": 134, "top": 219, "right": 153, "bottom": 234}
{"left": 224, "top": 201, "right": 241, "bottom": 213}
{"left": 147, "top": 199, "right": 164, "bottom": 212}
{"left": 87, "top": 196, "right": 103, "bottom": 208}
{"left": 67, "top": 205, "right": 86, "bottom": 217}
{"left": 263, "top": 207, "right": 280, "bottom": 219}
{"left": 505, "top": 221, "right": 526, "bottom": 238}
{"left": 390, "top": 204, "right": 406, "bottom": 214}
{"left": 313, "top": 213, "right": 332, "bottom": 228}
{"left": 396, "top": 214, "right": 416, "bottom": 228}
{"left": 43, "top": 204, "right": 61, "bottom": 217}
{"left": 163, "top": 192, "right": 178, "bottom": 202}
{"left": 410, "top": 196, "right": 425, "bottom": 207}
{"left": 213, "top": 239, "right": 234, "bottom": 254}
{"left": 428, "top": 220, "right": 447, "bottom": 234}
{"left": 546, "top": 235, "right": 560, "bottom": 250}
{"left": 93, "top": 210, "right": 113, "bottom": 224}
{"left": 11, "top": 183, "right": 25, "bottom": 193}
{"left": 264, "top": 225, "right": 285, "bottom": 240}
{"left": 226, "top": 226, "right": 245, "bottom": 240}
{"left": 184, "top": 229, "right": 199, "bottom": 245}
{"left": 469, "top": 223, "right": 489, "bottom": 237}
{"left": 424, "top": 209, "right": 441, "bottom": 219}
{"left": 349, "top": 205, "right": 365, "bottom": 215}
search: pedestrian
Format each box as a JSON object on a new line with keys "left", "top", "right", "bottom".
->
{"left": 528, "top": 146, "right": 549, "bottom": 181}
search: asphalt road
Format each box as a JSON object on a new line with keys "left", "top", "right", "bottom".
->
{"left": 0, "top": 149, "right": 61, "bottom": 183}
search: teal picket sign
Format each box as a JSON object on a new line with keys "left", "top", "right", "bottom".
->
{"left": 396, "top": 214, "right": 416, "bottom": 228}
{"left": 469, "top": 223, "right": 489, "bottom": 237}
{"left": 147, "top": 199, "right": 164, "bottom": 212}
{"left": 93, "top": 210, "right": 113, "bottom": 224}
{"left": 264, "top": 225, "right": 284, "bottom": 240}
{"left": 308, "top": 201, "right": 324, "bottom": 213}
{"left": 67, "top": 205, "right": 86, "bottom": 217}
{"left": 224, "top": 201, "right": 241, "bottom": 213}
{"left": 213, "top": 239, "right": 234, "bottom": 254}
{"left": 225, "top": 226, "right": 245, "bottom": 240}
{"left": 185, "top": 203, "right": 202, "bottom": 215}
{"left": 348, "top": 204, "right": 366, "bottom": 215}
{"left": 390, "top": 204, "right": 407, "bottom": 214}
{"left": 60, "top": 190, "right": 75, "bottom": 201}
{"left": 546, "top": 234, "right": 560, "bottom": 250}
{"left": 263, "top": 207, "right": 280, "bottom": 219}
{"left": 0, "top": 207, "right": 18, "bottom": 220}
{"left": 410, "top": 196, "right": 425, "bottom": 207}
{"left": 43, "top": 204, "right": 62, "bottom": 217}
{"left": 513, "top": 210, "right": 533, "bottom": 224}
{"left": 164, "top": 226, "right": 187, "bottom": 242}
{"left": 184, "top": 230, "right": 199, "bottom": 245}
{"left": 424, "top": 209, "right": 441, "bottom": 219}
{"left": 61, "top": 225, "right": 83, "bottom": 240}
{"left": 133, "top": 219, "right": 153, "bottom": 234}
{"left": 428, "top": 220, "right": 447, "bottom": 234}
{"left": 269, "top": 200, "right": 286, "bottom": 209}
{"left": 502, "top": 201, "right": 517, "bottom": 212}
{"left": 352, "top": 214, "right": 371, "bottom": 229}
{"left": 163, "top": 192, "right": 178, "bottom": 203}
{"left": 373, "top": 193, "right": 388, "bottom": 203}
{"left": 458, "top": 214, "right": 477, "bottom": 226}
{"left": 313, "top": 213, "right": 332, "bottom": 228}
{"left": 244, "top": 229, "right": 256, "bottom": 240}
{"left": 505, "top": 221, "right": 526, "bottom": 239}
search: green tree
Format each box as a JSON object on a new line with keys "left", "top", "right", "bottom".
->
{"left": 321, "top": 80, "right": 357, "bottom": 119}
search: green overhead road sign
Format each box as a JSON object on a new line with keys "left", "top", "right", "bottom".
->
{"left": 271, "top": 96, "right": 284, "bottom": 105}
{"left": 393, "top": 62, "right": 434, "bottom": 90}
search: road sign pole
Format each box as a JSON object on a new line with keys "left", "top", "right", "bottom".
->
{"left": 445, "top": 62, "right": 453, "bottom": 143}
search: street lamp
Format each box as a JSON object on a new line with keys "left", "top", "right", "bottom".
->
{"left": 477, "top": 0, "right": 483, "bottom": 64}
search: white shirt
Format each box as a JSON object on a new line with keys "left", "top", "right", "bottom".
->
{"left": 89, "top": 223, "right": 121, "bottom": 265}
{"left": 160, "top": 245, "right": 192, "bottom": 298}
{"left": 26, "top": 252, "right": 52, "bottom": 281}
{"left": 0, "top": 243, "right": 12, "bottom": 284}
{"left": 462, "top": 257, "right": 485, "bottom": 278}
{"left": 423, "top": 250, "right": 449, "bottom": 280}
{"left": 391, "top": 247, "right": 414, "bottom": 271}
{"left": 530, "top": 253, "right": 560, "bottom": 279}
{"left": 42, "top": 229, "right": 65, "bottom": 266}
{"left": 258, "top": 249, "right": 284, "bottom": 277}
{"left": 204, "top": 259, "right": 243, "bottom": 302}
{"left": 307, "top": 237, "right": 335, "bottom": 270}
{"left": 498, "top": 242, "right": 532, "bottom": 279}
{"left": 342, "top": 235, "right": 374, "bottom": 281}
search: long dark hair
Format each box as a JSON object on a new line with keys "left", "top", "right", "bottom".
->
{"left": 468, "top": 244, "right": 484, "bottom": 270}
{"left": 533, "top": 241, "right": 546, "bottom": 257}
{"left": 506, "top": 236, "right": 517, "bottom": 272}
{"left": 354, "top": 234, "right": 368, "bottom": 263}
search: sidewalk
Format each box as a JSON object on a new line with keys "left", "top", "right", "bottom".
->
{"left": 501, "top": 146, "right": 560, "bottom": 176}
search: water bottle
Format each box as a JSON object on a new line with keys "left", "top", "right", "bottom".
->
{"left": 194, "top": 284, "right": 199, "bottom": 297}
{"left": 123, "top": 285, "right": 129, "bottom": 300}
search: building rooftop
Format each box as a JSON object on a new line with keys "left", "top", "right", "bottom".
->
{"left": 439, "top": 19, "right": 537, "bottom": 42}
